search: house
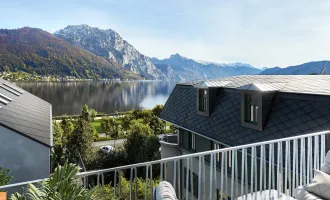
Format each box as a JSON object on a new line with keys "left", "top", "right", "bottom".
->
{"left": 159, "top": 75, "right": 330, "bottom": 199}
{"left": 0, "top": 78, "right": 52, "bottom": 189}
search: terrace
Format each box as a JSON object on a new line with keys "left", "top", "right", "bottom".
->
{"left": 1, "top": 130, "right": 329, "bottom": 200}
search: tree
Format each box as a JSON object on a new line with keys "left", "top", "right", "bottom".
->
{"left": 90, "top": 109, "right": 97, "bottom": 121}
{"left": 124, "top": 122, "right": 159, "bottom": 164}
{"left": 10, "top": 162, "right": 97, "bottom": 200}
{"left": 0, "top": 167, "right": 12, "bottom": 186}
{"left": 101, "top": 118, "right": 116, "bottom": 139}
{"left": 112, "top": 124, "right": 122, "bottom": 148}
{"left": 121, "top": 115, "right": 131, "bottom": 133}
{"left": 147, "top": 115, "right": 164, "bottom": 135}
{"left": 152, "top": 104, "right": 163, "bottom": 116}
{"left": 81, "top": 104, "right": 90, "bottom": 121}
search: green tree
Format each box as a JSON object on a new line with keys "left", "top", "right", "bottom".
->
{"left": 112, "top": 124, "right": 122, "bottom": 148}
{"left": 81, "top": 104, "right": 90, "bottom": 121}
{"left": 10, "top": 162, "right": 97, "bottom": 200}
{"left": 0, "top": 167, "right": 12, "bottom": 186}
{"left": 90, "top": 109, "right": 97, "bottom": 121}
{"left": 121, "top": 115, "right": 131, "bottom": 133}
{"left": 124, "top": 122, "right": 159, "bottom": 164}
{"left": 152, "top": 104, "right": 163, "bottom": 116}
{"left": 147, "top": 116, "right": 164, "bottom": 135}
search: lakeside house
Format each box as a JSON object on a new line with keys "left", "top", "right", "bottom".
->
{"left": 159, "top": 75, "right": 330, "bottom": 199}
{"left": 0, "top": 78, "right": 52, "bottom": 191}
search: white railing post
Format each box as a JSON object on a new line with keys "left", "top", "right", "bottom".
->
{"left": 198, "top": 156, "right": 202, "bottom": 200}
{"left": 220, "top": 152, "right": 224, "bottom": 200}
{"left": 209, "top": 154, "right": 214, "bottom": 200}
{"left": 145, "top": 165, "right": 149, "bottom": 200}
{"left": 190, "top": 158, "right": 194, "bottom": 200}
{"left": 241, "top": 148, "right": 245, "bottom": 196}
{"left": 231, "top": 150, "right": 235, "bottom": 199}
{"left": 130, "top": 168, "right": 133, "bottom": 200}
{"left": 186, "top": 158, "right": 190, "bottom": 200}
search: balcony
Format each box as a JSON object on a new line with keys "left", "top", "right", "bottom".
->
{"left": 1, "top": 130, "right": 329, "bottom": 199}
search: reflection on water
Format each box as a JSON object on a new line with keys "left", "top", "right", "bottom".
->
{"left": 16, "top": 81, "right": 176, "bottom": 116}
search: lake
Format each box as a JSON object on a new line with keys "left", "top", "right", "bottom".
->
{"left": 16, "top": 81, "right": 177, "bottom": 116}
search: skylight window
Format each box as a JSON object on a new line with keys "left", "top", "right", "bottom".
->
{"left": 0, "top": 93, "right": 12, "bottom": 102}
{"left": 3, "top": 83, "right": 23, "bottom": 94}
{"left": 0, "top": 97, "right": 9, "bottom": 105}
{"left": 0, "top": 85, "right": 21, "bottom": 96}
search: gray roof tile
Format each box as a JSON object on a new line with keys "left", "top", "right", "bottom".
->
{"left": 0, "top": 78, "right": 51, "bottom": 146}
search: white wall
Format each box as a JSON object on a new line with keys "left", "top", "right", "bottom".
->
{"left": 0, "top": 125, "right": 50, "bottom": 192}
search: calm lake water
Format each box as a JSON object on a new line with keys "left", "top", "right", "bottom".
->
{"left": 16, "top": 81, "right": 176, "bottom": 116}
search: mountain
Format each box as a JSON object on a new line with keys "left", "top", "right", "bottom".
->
{"left": 150, "top": 53, "right": 262, "bottom": 80}
{"left": 260, "top": 61, "right": 330, "bottom": 75}
{"left": 0, "top": 27, "right": 139, "bottom": 79}
{"left": 54, "top": 25, "right": 166, "bottom": 80}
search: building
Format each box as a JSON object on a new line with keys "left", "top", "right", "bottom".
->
{"left": 0, "top": 78, "right": 52, "bottom": 190}
{"left": 159, "top": 75, "right": 330, "bottom": 199}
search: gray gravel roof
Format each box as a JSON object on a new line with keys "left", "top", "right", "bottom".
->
{"left": 0, "top": 78, "right": 52, "bottom": 147}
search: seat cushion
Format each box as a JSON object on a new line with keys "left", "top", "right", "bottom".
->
{"left": 305, "top": 169, "right": 330, "bottom": 199}
{"left": 321, "top": 151, "right": 330, "bottom": 175}
{"left": 294, "top": 185, "right": 323, "bottom": 200}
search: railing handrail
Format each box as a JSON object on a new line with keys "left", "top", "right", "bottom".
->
{"left": 0, "top": 130, "right": 329, "bottom": 190}
{"left": 76, "top": 130, "right": 330, "bottom": 177}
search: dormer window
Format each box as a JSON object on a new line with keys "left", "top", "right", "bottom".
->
{"left": 240, "top": 91, "right": 262, "bottom": 131}
{"left": 199, "top": 89, "right": 208, "bottom": 112}
{"left": 245, "top": 94, "right": 258, "bottom": 124}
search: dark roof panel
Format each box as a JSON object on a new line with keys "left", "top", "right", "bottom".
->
{"left": 0, "top": 78, "right": 51, "bottom": 147}
{"left": 160, "top": 84, "right": 330, "bottom": 146}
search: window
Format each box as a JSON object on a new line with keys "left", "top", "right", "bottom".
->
{"left": 188, "top": 132, "right": 196, "bottom": 151}
{"left": 245, "top": 94, "right": 258, "bottom": 124}
{"left": 184, "top": 167, "right": 199, "bottom": 197}
{"left": 198, "top": 89, "right": 208, "bottom": 112}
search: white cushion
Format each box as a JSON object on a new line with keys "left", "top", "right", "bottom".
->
{"left": 294, "top": 185, "right": 323, "bottom": 200}
{"left": 321, "top": 151, "right": 330, "bottom": 175}
{"left": 154, "top": 181, "right": 177, "bottom": 200}
{"left": 305, "top": 169, "right": 330, "bottom": 199}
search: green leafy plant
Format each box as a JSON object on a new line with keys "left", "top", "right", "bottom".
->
{"left": 0, "top": 167, "right": 12, "bottom": 186}
{"left": 10, "top": 162, "right": 97, "bottom": 200}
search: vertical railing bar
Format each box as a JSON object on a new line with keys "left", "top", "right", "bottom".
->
{"left": 130, "top": 168, "right": 133, "bottom": 200}
{"left": 245, "top": 149, "right": 248, "bottom": 196}
{"left": 277, "top": 142, "right": 281, "bottom": 196}
{"left": 314, "top": 136, "right": 317, "bottom": 170}
{"left": 321, "top": 134, "right": 325, "bottom": 165}
{"left": 150, "top": 165, "right": 153, "bottom": 200}
{"left": 220, "top": 152, "right": 224, "bottom": 200}
{"left": 307, "top": 137, "right": 311, "bottom": 184}
{"left": 241, "top": 148, "right": 245, "bottom": 196}
{"left": 288, "top": 141, "right": 291, "bottom": 196}
{"left": 174, "top": 160, "right": 177, "bottom": 193}
{"left": 225, "top": 151, "right": 228, "bottom": 200}
{"left": 260, "top": 145, "right": 264, "bottom": 193}
{"left": 97, "top": 173, "right": 100, "bottom": 186}
{"left": 231, "top": 150, "right": 235, "bottom": 199}
{"left": 235, "top": 150, "right": 238, "bottom": 197}
{"left": 190, "top": 158, "right": 194, "bottom": 200}
{"left": 164, "top": 162, "right": 167, "bottom": 181}
{"left": 114, "top": 170, "right": 117, "bottom": 197}
{"left": 202, "top": 156, "right": 206, "bottom": 200}
{"left": 135, "top": 168, "right": 137, "bottom": 200}
{"left": 209, "top": 154, "right": 214, "bottom": 200}
{"left": 254, "top": 147, "right": 257, "bottom": 194}
{"left": 263, "top": 147, "right": 266, "bottom": 191}
{"left": 295, "top": 140, "right": 299, "bottom": 189}
{"left": 300, "top": 138, "right": 303, "bottom": 186}
{"left": 272, "top": 143, "right": 275, "bottom": 190}
{"left": 292, "top": 140, "right": 296, "bottom": 193}
{"left": 145, "top": 165, "right": 149, "bottom": 200}
{"left": 198, "top": 156, "right": 202, "bottom": 200}
{"left": 251, "top": 147, "right": 254, "bottom": 196}
{"left": 186, "top": 158, "right": 189, "bottom": 200}
{"left": 119, "top": 171, "right": 122, "bottom": 198}
{"left": 316, "top": 136, "right": 320, "bottom": 170}
{"left": 285, "top": 141, "right": 288, "bottom": 196}
{"left": 160, "top": 161, "right": 163, "bottom": 182}
{"left": 178, "top": 160, "right": 181, "bottom": 200}
{"left": 268, "top": 143, "right": 272, "bottom": 198}
{"left": 310, "top": 137, "right": 313, "bottom": 183}
{"left": 214, "top": 153, "right": 217, "bottom": 199}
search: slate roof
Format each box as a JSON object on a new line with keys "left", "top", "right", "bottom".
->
{"left": 180, "top": 75, "right": 330, "bottom": 96}
{"left": 0, "top": 78, "right": 52, "bottom": 147}
{"left": 160, "top": 75, "right": 330, "bottom": 146}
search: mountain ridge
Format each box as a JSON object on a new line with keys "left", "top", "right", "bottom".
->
{"left": 260, "top": 61, "right": 330, "bottom": 75}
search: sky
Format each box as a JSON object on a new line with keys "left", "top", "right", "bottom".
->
{"left": 2, "top": 0, "right": 330, "bottom": 68}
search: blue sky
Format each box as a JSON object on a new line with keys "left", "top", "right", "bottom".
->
{"left": 2, "top": 0, "right": 330, "bottom": 68}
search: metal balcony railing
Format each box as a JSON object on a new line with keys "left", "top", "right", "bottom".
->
{"left": 0, "top": 130, "right": 329, "bottom": 200}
